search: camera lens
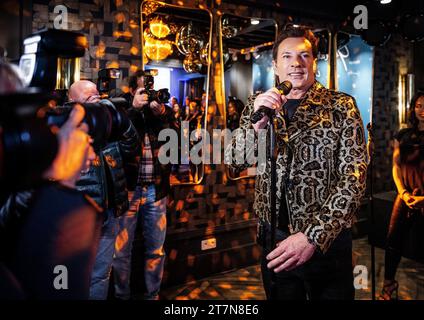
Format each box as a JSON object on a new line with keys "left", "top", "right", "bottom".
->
{"left": 46, "top": 98, "right": 130, "bottom": 149}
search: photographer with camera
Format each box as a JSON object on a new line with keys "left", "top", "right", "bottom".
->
{"left": 67, "top": 80, "right": 140, "bottom": 300}
{"left": 112, "top": 70, "right": 176, "bottom": 300}
{"left": 0, "top": 61, "right": 99, "bottom": 299}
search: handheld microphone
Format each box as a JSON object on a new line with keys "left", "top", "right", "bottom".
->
{"left": 250, "top": 80, "right": 292, "bottom": 124}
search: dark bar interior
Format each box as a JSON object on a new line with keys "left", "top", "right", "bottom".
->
{"left": 1, "top": 0, "right": 424, "bottom": 305}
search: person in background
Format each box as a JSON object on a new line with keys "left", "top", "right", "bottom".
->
{"left": 183, "top": 96, "right": 191, "bottom": 120}
{"left": 68, "top": 80, "right": 139, "bottom": 300}
{"left": 113, "top": 71, "right": 176, "bottom": 300}
{"left": 379, "top": 91, "right": 424, "bottom": 300}
{"left": 226, "top": 97, "right": 243, "bottom": 131}
{"left": 170, "top": 96, "right": 179, "bottom": 110}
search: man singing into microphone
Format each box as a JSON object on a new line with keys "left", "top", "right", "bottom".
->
{"left": 225, "top": 26, "right": 368, "bottom": 300}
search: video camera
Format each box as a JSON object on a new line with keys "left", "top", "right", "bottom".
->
{"left": 139, "top": 69, "right": 170, "bottom": 104}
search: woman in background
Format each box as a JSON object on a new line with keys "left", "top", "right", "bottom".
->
{"left": 379, "top": 91, "right": 424, "bottom": 300}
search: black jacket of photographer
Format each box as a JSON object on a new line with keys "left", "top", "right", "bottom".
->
{"left": 75, "top": 122, "right": 140, "bottom": 217}
{"left": 126, "top": 103, "right": 176, "bottom": 201}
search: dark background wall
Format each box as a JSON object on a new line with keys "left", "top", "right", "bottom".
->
{"left": 372, "top": 35, "right": 414, "bottom": 192}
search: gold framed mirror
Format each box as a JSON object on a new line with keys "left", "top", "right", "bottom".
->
{"left": 219, "top": 13, "right": 278, "bottom": 180}
{"left": 140, "top": 1, "right": 213, "bottom": 185}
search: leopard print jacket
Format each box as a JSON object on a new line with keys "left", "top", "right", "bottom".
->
{"left": 225, "top": 81, "right": 368, "bottom": 253}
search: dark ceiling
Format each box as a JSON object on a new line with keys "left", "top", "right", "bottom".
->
{"left": 228, "top": 0, "right": 424, "bottom": 25}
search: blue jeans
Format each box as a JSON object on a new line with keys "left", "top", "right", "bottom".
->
{"left": 113, "top": 185, "right": 167, "bottom": 300}
{"left": 89, "top": 209, "right": 118, "bottom": 300}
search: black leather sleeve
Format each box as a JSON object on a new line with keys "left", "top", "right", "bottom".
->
{"left": 118, "top": 121, "right": 140, "bottom": 161}
{"left": 0, "top": 190, "right": 35, "bottom": 232}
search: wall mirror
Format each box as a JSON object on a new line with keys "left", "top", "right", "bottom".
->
{"left": 140, "top": 0, "right": 212, "bottom": 185}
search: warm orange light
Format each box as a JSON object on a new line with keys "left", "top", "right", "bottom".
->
{"left": 144, "top": 35, "right": 173, "bottom": 61}
{"left": 113, "top": 31, "right": 132, "bottom": 40}
{"left": 114, "top": 12, "right": 126, "bottom": 24}
{"left": 107, "top": 61, "right": 119, "bottom": 69}
{"left": 129, "top": 64, "right": 139, "bottom": 73}
{"left": 188, "top": 288, "right": 201, "bottom": 299}
{"left": 207, "top": 289, "right": 219, "bottom": 297}
{"left": 76, "top": 35, "right": 88, "bottom": 48}
{"left": 115, "top": 228, "right": 129, "bottom": 252}
{"left": 95, "top": 41, "right": 106, "bottom": 58}
{"left": 157, "top": 214, "right": 166, "bottom": 231}
{"left": 129, "top": 19, "right": 139, "bottom": 29}
{"left": 149, "top": 17, "right": 170, "bottom": 39}
{"left": 121, "top": 85, "right": 130, "bottom": 93}
{"left": 143, "top": 52, "right": 149, "bottom": 65}
{"left": 240, "top": 292, "right": 255, "bottom": 300}
{"left": 218, "top": 283, "right": 232, "bottom": 289}
{"left": 130, "top": 46, "right": 139, "bottom": 55}
{"left": 146, "top": 257, "right": 161, "bottom": 271}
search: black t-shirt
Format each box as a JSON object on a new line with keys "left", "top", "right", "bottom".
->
{"left": 395, "top": 128, "right": 424, "bottom": 193}
{"left": 283, "top": 99, "right": 302, "bottom": 126}
{"left": 396, "top": 128, "right": 424, "bottom": 164}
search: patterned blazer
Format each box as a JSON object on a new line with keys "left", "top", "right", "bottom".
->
{"left": 225, "top": 81, "right": 368, "bottom": 253}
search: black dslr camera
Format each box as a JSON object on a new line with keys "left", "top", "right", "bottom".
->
{"left": 46, "top": 97, "right": 131, "bottom": 150}
{"left": 0, "top": 91, "right": 131, "bottom": 190}
{"left": 140, "top": 71, "right": 170, "bottom": 104}
{"left": 97, "top": 68, "right": 121, "bottom": 97}
{"left": 0, "top": 90, "right": 59, "bottom": 190}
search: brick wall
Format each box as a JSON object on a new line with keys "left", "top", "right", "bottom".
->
{"left": 32, "top": 0, "right": 142, "bottom": 85}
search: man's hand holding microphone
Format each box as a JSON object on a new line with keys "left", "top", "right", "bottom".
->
{"left": 251, "top": 80, "right": 292, "bottom": 132}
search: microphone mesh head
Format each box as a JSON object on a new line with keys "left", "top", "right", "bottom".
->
{"left": 277, "top": 80, "right": 292, "bottom": 95}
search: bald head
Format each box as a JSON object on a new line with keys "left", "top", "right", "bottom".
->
{"left": 69, "top": 80, "right": 100, "bottom": 103}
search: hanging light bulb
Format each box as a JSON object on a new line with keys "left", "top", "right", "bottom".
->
{"left": 149, "top": 16, "right": 170, "bottom": 39}
{"left": 144, "top": 30, "right": 173, "bottom": 61}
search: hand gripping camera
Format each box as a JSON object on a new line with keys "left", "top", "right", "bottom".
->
{"left": 139, "top": 70, "right": 170, "bottom": 104}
